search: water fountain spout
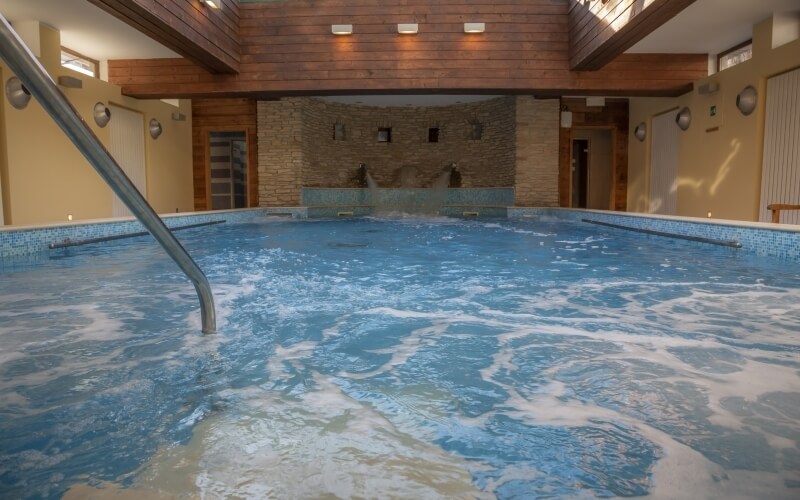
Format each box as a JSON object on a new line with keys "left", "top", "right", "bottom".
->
{"left": 357, "top": 163, "right": 367, "bottom": 187}
{"left": 449, "top": 162, "right": 462, "bottom": 188}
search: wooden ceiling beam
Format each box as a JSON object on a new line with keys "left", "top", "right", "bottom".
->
{"left": 107, "top": 53, "right": 707, "bottom": 99}
{"left": 569, "top": 0, "right": 698, "bottom": 71}
{"left": 86, "top": 0, "right": 240, "bottom": 74}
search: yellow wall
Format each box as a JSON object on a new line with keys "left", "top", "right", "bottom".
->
{"left": 139, "top": 99, "right": 193, "bottom": 215}
{"left": 0, "top": 23, "right": 193, "bottom": 226}
{"left": 0, "top": 65, "right": 7, "bottom": 224}
{"left": 628, "top": 16, "right": 800, "bottom": 221}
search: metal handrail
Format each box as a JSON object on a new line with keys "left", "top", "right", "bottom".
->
{"left": 0, "top": 14, "right": 216, "bottom": 333}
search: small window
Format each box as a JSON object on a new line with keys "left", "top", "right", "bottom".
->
{"left": 718, "top": 40, "right": 752, "bottom": 72}
{"left": 61, "top": 48, "right": 98, "bottom": 77}
{"left": 427, "top": 127, "right": 439, "bottom": 143}
{"left": 377, "top": 127, "right": 392, "bottom": 143}
{"left": 333, "top": 123, "right": 346, "bottom": 141}
{"left": 470, "top": 122, "right": 483, "bottom": 140}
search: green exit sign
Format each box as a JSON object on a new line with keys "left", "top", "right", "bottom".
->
{"left": 710, "top": 105, "right": 717, "bottom": 117}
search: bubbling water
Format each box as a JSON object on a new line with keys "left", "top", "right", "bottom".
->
{"left": 363, "top": 164, "right": 453, "bottom": 215}
{"left": 1, "top": 217, "right": 799, "bottom": 499}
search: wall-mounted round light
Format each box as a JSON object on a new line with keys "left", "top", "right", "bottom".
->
{"left": 149, "top": 118, "right": 162, "bottom": 139}
{"left": 676, "top": 107, "right": 691, "bottom": 131}
{"left": 5, "top": 76, "right": 31, "bottom": 110}
{"left": 634, "top": 122, "right": 646, "bottom": 142}
{"left": 93, "top": 102, "right": 111, "bottom": 127}
{"left": 736, "top": 85, "right": 757, "bottom": 116}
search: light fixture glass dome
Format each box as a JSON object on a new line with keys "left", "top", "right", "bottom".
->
{"left": 736, "top": 85, "right": 757, "bottom": 116}
{"left": 93, "top": 102, "right": 111, "bottom": 127}
{"left": 149, "top": 118, "right": 162, "bottom": 139}
{"left": 676, "top": 107, "right": 691, "bottom": 131}
{"left": 5, "top": 76, "right": 31, "bottom": 110}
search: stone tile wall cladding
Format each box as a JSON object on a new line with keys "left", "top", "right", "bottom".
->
{"left": 256, "top": 96, "right": 563, "bottom": 207}
{"left": 257, "top": 99, "right": 304, "bottom": 206}
{"left": 515, "top": 97, "right": 560, "bottom": 207}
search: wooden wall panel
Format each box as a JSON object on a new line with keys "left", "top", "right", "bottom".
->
{"left": 191, "top": 99, "right": 258, "bottom": 210}
{"left": 107, "top": 0, "right": 707, "bottom": 98}
{"left": 568, "top": 0, "right": 697, "bottom": 70}
{"left": 558, "top": 97, "right": 628, "bottom": 210}
{"left": 87, "top": 0, "right": 240, "bottom": 73}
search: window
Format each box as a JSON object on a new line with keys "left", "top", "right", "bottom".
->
{"left": 333, "top": 123, "right": 346, "bottom": 141}
{"left": 427, "top": 127, "right": 439, "bottom": 143}
{"left": 470, "top": 122, "right": 483, "bottom": 140}
{"left": 60, "top": 48, "right": 98, "bottom": 77}
{"left": 377, "top": 127, "right": 392, "bottom": 143}
{"left": 718, "top": 40, "right": 752, "bottom": 72}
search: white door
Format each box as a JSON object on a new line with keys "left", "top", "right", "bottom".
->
{"left": 760, "top": 67, "right": 800, "bottom": 224}
{"left": 648, "top": 109, "right": 679, "bottom": 215}
{"left": 109, "top": 105, "right": 146, "bottom": 217}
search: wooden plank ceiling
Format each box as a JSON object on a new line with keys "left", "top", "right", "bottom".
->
{"left": 106, "top": 0, "right": 706, "bottom": 98}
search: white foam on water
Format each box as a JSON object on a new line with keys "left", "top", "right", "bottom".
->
{"left": 266, "top": 341, "right": 319, "bottom": 378}
{"left": 343, "top": 322, "right": 449, "bottom": 379}
{"left": 73, "top": 372, "right": 492, "bottom": 499}
{"left": 482, "top": 378, "right": 798, "bottom": 500}
{"left": 556, "top": 236, "right": 609, "bottom": 244}
{"left": 184, "top": 279, "right": 257, "bottom": 334}
{"left": 480, "top": 221, "right": 554, "bottom": 237}
{"left": 8, "top": 219, "right": 800, "bottom": 499}
{"left": 455, "top": 276, "right": 800, "bottom": 498}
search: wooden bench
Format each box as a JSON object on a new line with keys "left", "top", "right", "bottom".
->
{"left": 767, "top": 204, "right": 800, "bottom": 223}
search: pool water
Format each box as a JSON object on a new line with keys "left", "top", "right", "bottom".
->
{"left": 1, "top": 216, "right": 799, "bottom": 498}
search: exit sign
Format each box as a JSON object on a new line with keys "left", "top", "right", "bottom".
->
{"left": 710, "top": 105, "right": 717, "bottom": 117}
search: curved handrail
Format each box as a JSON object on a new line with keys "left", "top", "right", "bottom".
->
{"left": 0, "top": 14, "right": 216, "bottom": 333}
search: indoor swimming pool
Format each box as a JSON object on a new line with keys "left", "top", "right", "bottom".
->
{"left": 0, "top": 216, "right": 798, "bottom": 498}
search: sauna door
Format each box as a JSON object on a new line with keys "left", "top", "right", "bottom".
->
{"left": 209, "top": 131, "right": 248, "bottom": 210}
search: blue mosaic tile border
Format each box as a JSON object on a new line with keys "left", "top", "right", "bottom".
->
{"left": 5, "top": 205, "right": 797, "bottom": 262}
{"left": 301, "top": 188, "right": 514, "bottom": 208}
{"left": 306, "top": 206, "right": 508, "bottom": 218}
{"left": 508, "top": 208, "right": 800, "bottom": 261}
{"left": 0, "top": 207, "right": 308, "bottom": 258}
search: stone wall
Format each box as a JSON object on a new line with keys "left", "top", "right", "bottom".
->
{"left": 301, "top": 97, "right": 516, "bottom": 189}
{"left": 257, "top": 99, "right": 304, "bottom": 206}
{"left": 257, "top": 96, "right": 565, "bottom": 207}
{"left": 515, "top": 97, "right": 560, "bottom": 207}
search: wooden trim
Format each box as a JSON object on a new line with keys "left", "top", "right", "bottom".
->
{"left": 202, "top": 126, "right": 258, "bottom": 209}
{"left": 192, "top": 98, "right": 258, "bottom": 211}
{"left": 559, "top": 97, "right": 628, "bottom": 210}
